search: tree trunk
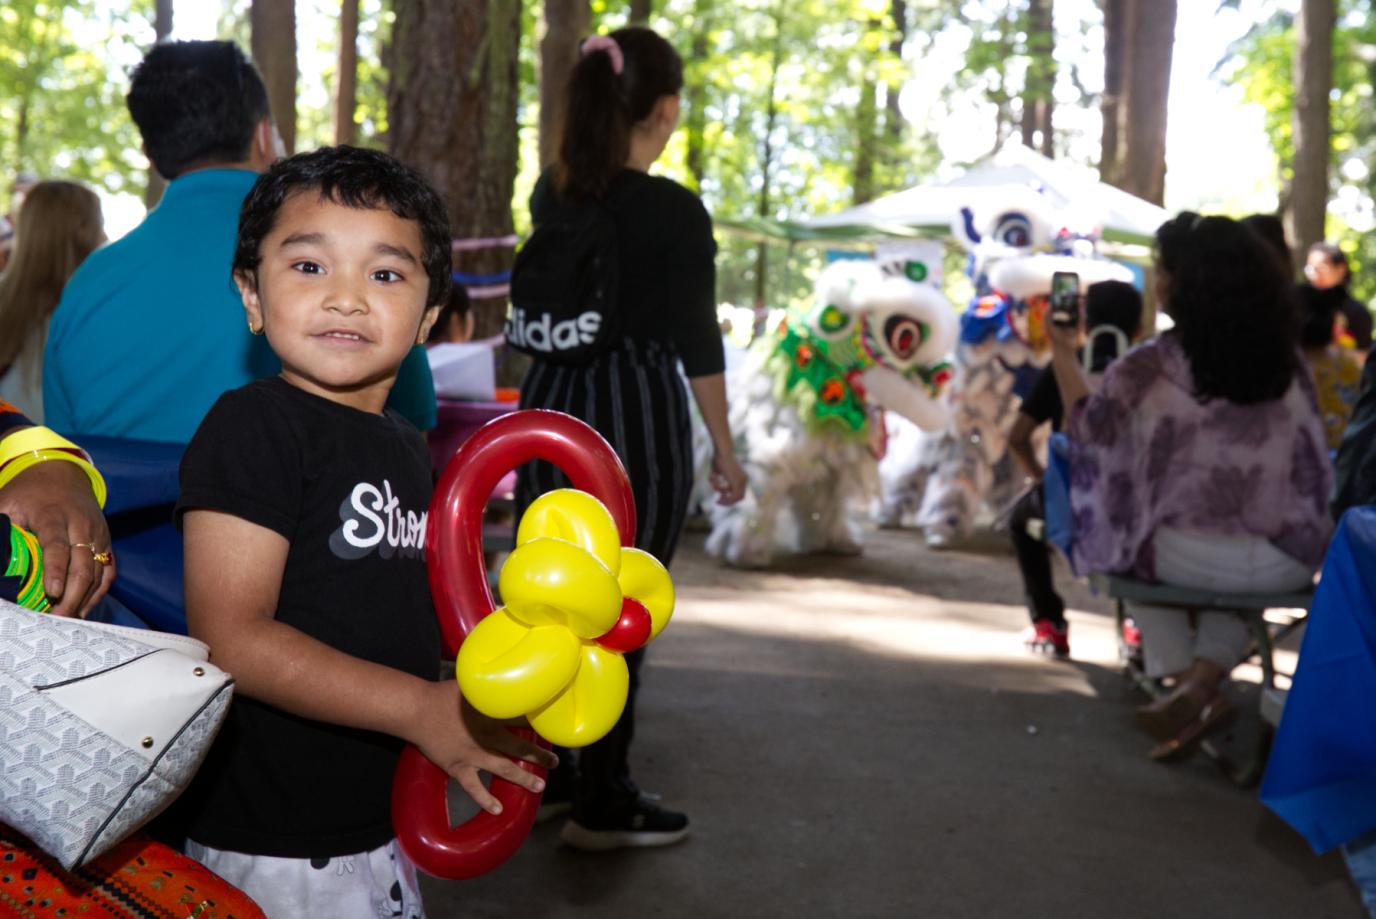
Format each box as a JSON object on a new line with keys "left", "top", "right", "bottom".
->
{"left": 1020, "top": 0, "right": 1055, "bottom": 157}
{"left": 1101, "top": 0, "right": 1175, "bottom": 204}
{"left": 629, "top": 0, "right": 652, "bottom": 24}
{"left": 1098, "top": 0, "right": 1125, "bottom": 181}
{"left": 853, "top": 32, "right": 879, "bottom": 206}
{"left": 683, "top": 0, "right": 713, "bottom": 192}
{"left": 753, "top": 9, "right": 784, "bottom": 308}
{"left": 884, "top": 0, "right": 908, "bottom": 142}
{"left": 145, "top": 0, "right": 174, "bottom": 206}
{"left": 251, "top": 0, "right": 297, "bottom": 154}
{"left": 538, "top": 0, "right": 591, "bottom": 169}
{"left": 334, "top": 0, "right": 359, "bottom": 146}
{"left": 1287, "top": 0, "right": 1336, "bottom": 270}
{"left": 389, "top": 0, "right": 522, "bottom": 339}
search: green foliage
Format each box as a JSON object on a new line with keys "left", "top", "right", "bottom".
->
{"left": 295, "top": 0, "right": 394, "bottom": 152}
{"left": 607, "top": 0, "right": 936, "bottom": 309}
{"left": 1221, "top": 1, "right": 1376, "bottom": 304}
{"left": 0, "top": 0, "right": 153, "bottom": 197}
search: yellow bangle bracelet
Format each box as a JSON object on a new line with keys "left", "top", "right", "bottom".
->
{"left": 0, "top": 425, "right": 91, "bottom": 466}
{"left": 0, "top": 449, "right": 108, "bottom": 509}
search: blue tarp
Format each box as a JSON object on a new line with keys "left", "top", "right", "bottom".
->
{"left": 1261, "top": 506, "right": 1376, "bottom": 853}
{"left": 1043, "top": 432, "right": 1075, "bottom": 568}
{"left": 74, "top": 435, "right": 187, "bottom": 634}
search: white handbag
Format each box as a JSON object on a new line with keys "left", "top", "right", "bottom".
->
{"left": 0, "top": 598, "right": 233, "bottom": 870}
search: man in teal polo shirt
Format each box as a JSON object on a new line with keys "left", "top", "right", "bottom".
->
{"left": 44, "top": 40, "right": 436, "bottom": 443}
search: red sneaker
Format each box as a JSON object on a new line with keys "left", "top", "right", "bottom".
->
{"left": 1022, "top": 618, "right": 1070, "bottom": 659}
{"left": 1120, "top": 615, "right": 1144, "bottom": 668}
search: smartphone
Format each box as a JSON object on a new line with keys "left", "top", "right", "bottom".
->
{"left": 1050, "top": 271, "right": 1080, "bottom": 327}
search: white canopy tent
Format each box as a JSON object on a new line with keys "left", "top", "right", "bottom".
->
{"left": 720, "top": 143, "right": 1171, "bottom": 251}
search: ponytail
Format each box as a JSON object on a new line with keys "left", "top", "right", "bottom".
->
{"left": 552, "top": 27, "right": 684, "bottom": 202}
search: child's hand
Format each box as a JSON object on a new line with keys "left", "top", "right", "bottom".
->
{"left": 410, "top": 680, "right": 559, "bottom": 815}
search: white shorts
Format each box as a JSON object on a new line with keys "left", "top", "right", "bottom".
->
{"left": 185, "top": 838, "right": 425, "bottom": 919}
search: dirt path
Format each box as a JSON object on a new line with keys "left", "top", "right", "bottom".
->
{"left": 422, "top": 528, "right": 1358, "bottom": 918}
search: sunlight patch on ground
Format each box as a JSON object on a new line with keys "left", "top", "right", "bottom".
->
{"left": 664, "top": 587, "right": 1123, "bottom": 698}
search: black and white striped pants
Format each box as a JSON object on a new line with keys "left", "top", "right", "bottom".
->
{"left": 515, "top": 337, "right": 694, "bottom": 567}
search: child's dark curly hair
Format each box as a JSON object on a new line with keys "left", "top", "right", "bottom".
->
{"left": 233, "top": 145, "right": 452, "bottom": 307}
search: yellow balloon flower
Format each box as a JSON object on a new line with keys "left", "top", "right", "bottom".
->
{"left": 456, "top": 489, "right": 675, "bottom": 747}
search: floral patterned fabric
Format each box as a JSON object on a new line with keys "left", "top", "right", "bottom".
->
{"left": 1306, "top": 346, "right": 1363, "bottom": 450}
{"left": 1066, "top": 333, "right": 1334, "bottom": 581}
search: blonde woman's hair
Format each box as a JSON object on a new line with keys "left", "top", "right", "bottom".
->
{"left": 0, "top": 180, "right": 104, "bottom": 374}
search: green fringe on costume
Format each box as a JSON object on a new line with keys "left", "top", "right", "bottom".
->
{"left": 765, "top": 322, "right": 872, "bottom": 440}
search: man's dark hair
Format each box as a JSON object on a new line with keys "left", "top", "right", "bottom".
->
{"left": 1083, "top": 280, "right": 1143, "bottom": 372}
{"left": 233, "top": 146, "right": 453, "bottom": 308}
{"left": 127, "top": 40, "right": 271, "bottom": 180}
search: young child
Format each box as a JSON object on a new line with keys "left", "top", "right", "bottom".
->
{"left": 176, "top": 146, "right": 554, "bottom": 917}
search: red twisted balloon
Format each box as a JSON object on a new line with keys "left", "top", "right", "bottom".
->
{"left": 393, "top": 410, "right": 636, "bottom": 879}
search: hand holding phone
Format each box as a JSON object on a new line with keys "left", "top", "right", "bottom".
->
{"left": 1050, "top": 271, "right": 1080, "bottom": 327}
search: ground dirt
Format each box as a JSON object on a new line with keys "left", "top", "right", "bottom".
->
{"left": 422, "top": 528, "right": 1360, "bottom": 919}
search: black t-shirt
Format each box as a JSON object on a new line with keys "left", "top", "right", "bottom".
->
{"left": 175, "top": 377, "right": 441, "bottom": 858}
{"left": 1341, "top": 295, "right": 1374, "bottom": 351}
{"left": 530, "top": 169, "right": 725, "bottom": 377}
{"left": 1020, "top": 365, "right": 1065, "bottom": 432}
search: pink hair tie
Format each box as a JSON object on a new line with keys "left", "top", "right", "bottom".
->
{"left": 581, "top": 35, "right": 624, "bottom": 75}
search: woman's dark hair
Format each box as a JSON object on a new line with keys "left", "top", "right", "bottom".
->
{"left": 1309, "top": 241, "right": 1352, "bottom": 289}
{"left": 1296, "top": 281, "right": 1348, "bottom": 349}
{"left": 553, "top": 27, "right": 684, "bottom": 201}
{"left": 1084, "top": 279, "right": 1143, "bottom": 371}
{"left": 233, "top": 146, "right": 453, "bottom": 307}
{"left": 1155, "top": 212, "right": 1298, "bottom": 405}
{"left": 127, "top": 41, "right": 271, "bottom": 180}
{"left": 1241, "top": 213, "right": 1292, "bottom": 275}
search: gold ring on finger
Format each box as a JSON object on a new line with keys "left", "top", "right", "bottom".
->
{"left": 71, "top": 542, "right": 114, "bottom": 566}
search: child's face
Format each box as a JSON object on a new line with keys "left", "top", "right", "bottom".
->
{"left": 237, "top": 192, "right": 439, "bottom": 412}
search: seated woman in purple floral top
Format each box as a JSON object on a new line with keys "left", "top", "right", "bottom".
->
{"left": 1048, "top": 213, "right": 1333, "bottom": 760}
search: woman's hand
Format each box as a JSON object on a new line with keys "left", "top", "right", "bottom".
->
{"left": 709, "top": 448, "right": 747, "bottom": 506}
{"left": 0, "top": 459, "right": 113, "bottom": 617}
{"left": 1047, "top": 317, "right": 1080, "bottom": 355}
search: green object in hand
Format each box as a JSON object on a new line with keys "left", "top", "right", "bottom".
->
{"left": 6, "top": 522, "right": 50, "bottom": 612}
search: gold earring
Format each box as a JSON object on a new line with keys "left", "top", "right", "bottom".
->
{"left": 248, "top": 321, "right": 263, "bottom": 336}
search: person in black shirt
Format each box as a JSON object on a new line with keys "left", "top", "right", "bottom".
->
{"left": 1007, "top": 280, "right": 1142, "bottom": 658}
{"left": 176, "top": 148, "right": 554, "bottom": 917}
{"left": 1306, "top": 242, "right": 1372, "bottom": 357}
{"left": 517, "top": 27, "right": 746, "bottom": 852}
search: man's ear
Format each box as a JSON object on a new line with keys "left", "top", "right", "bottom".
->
{"left": 416, "top": 304, "right": 442, "bottom": 345}
{"left": 235, "top": 270, "right": 265, "bottom": 333}
{"left": 252, "top": 119, "right": 285, "bottom": 167}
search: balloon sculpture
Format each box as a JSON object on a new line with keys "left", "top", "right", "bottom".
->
{"left": 392, "top": 409, "right": 674, "bottom": 880}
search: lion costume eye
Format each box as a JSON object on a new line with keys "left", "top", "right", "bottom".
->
{"left": 993, "top": 212, "right": 1033, "bottom": 248}
{"left": 883, "top": 315, "right": 927, "bottom": 361}
{"left": 812, "top": 303, "right": 852, "bottom": 339}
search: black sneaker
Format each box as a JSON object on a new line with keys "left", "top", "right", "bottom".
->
{"left": 559, "top": 798, "right": 690, "bottom": 852}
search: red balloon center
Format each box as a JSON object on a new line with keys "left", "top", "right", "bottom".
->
{"left": 596, "top": 596, "right": 652, "bottom": 653}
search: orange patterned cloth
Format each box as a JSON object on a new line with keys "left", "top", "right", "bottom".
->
{"left": 0, "top": 829, "right": 264, "bottom": 919}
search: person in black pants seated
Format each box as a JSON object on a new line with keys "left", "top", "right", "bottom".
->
{"left": 1007, "top": 280, "right": 1142, "bottom": 658}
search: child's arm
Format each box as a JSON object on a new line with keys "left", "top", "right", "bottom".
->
{"left": 183, "top": 508, "right": 555, "bottom": 815}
